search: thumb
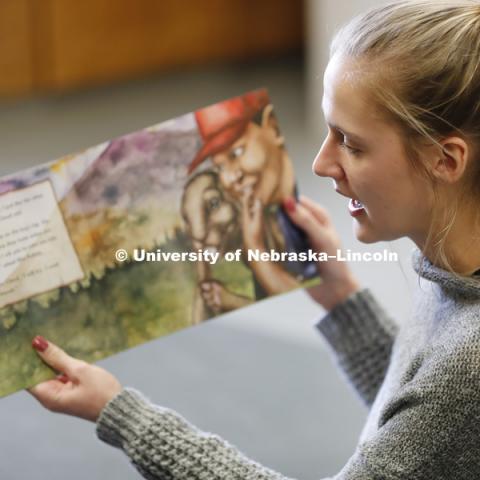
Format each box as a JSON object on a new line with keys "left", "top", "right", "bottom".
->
{"left": 31, "top": 336, "right": 80, "bottom": 377}
{"left": 298, "top": 195, "right": 332, "bottom": 227}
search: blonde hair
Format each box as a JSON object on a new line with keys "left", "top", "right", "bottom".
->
{"left": 330, "top": 0, "right": 480, "bottom": 273}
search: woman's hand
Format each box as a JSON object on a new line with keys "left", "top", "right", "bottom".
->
{"left": 27, "top": 336, "right": 122, "bottom": 422}
{"left": 283, "top": 195, "right": 361, "bottom": 311}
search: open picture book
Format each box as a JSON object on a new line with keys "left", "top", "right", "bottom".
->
{"left": 0, "top": 89, "right": 318, "bottom": 398}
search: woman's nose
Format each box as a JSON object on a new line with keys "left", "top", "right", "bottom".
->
{"left": 312, "top": 138, "right": 345, "bottom": 180}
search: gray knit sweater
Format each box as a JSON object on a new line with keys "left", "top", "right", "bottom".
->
{"left": 96, "top": 249, "right": 480, "bottom": 479}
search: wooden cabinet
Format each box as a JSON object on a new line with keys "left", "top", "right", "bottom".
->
{"left": 1, "top": 0, "right": 304, "bottom": 97}
{"left": 0, "top": 0, "right": 33, "bottom": 96}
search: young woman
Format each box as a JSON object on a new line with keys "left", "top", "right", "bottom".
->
{"left": 29, "top": 1, "right": 480, "bottom": 478}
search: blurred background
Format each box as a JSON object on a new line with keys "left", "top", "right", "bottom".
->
{"left": 0, "top": 1, "right": 417, "bottom": 479}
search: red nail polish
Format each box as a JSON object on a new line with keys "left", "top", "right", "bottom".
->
{"left": 57, "top": 374, "right": 69, "bottom": 384}
{"left": 32, "top": 335, "right": 48, "bottom": 352}
{"left": 283, "top": 197, "right": 296, "bottom": 213}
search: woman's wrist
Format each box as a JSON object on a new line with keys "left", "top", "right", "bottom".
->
{"left": 323, "top": 277, "right": 361, "bottom": 311}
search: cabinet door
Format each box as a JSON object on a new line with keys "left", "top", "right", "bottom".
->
{"left": 0, "top": 0, "right": 33, "bottom": 96}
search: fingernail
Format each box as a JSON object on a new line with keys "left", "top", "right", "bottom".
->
{"left": 57, "top": 374, "right": 69, "bottom": 384}
{"left": 32, "top": 335, "right": 48, "bottom": 352}
{"left": 282, "top": 197, "right": 296, "bottom": 213}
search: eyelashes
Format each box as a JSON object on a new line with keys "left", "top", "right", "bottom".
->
{"left": 338, "top": 139, "right": 362, "bottom": 156}
{"left": 330, "top": 129, "right": 362, "bottom": 156}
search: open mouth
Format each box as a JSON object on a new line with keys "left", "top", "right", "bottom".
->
{"left": 348, "top": 198, "right": 365, "bottom": 216}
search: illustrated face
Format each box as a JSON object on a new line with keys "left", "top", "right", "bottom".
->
{"left": 211, "top": 120, "right": 284, "bottom": 205}
{"left": 313, "top": 55, "right": 434, "bottom": 244}
{"left": 181, "top": 173, "right": 238, "bottom": 253}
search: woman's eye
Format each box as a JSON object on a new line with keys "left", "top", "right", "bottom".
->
{"left": 339, "top": 139, "right": 361, "bottom": 156}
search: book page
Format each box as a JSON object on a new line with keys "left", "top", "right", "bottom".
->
{"left": 0, "top": 181, "right": 84, "bottom": 308}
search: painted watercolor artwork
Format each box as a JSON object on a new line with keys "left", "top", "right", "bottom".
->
{"left": 0, "top": 89, "right": 318, "bottom": 398}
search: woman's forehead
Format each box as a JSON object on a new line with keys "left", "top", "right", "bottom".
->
{"left": 323, "top": 57, "right": 388, "bottom": 135}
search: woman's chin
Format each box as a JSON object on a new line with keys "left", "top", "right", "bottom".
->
{"left": 353, "top": 220, "right": 400, "bottom": 244}
{"left": 353, "top": 221, "right": 381, "bottom": 244}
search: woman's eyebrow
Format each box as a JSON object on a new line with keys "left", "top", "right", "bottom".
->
{"left": 328, "top": 123, "right": 365, "bottom": 144}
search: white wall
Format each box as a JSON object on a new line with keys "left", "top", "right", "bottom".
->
{"left": 306, "top": 0, "right": 387, "bottom": 135}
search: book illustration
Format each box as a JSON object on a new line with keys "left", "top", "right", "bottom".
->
{"left": 0, "top": 89, "right": 317, "bottom": 398}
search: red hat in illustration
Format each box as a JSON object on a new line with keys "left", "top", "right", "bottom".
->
{"left": 188, "top": 89, "right": 270, "bottom": 174}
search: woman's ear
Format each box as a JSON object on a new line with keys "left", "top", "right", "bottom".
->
{"left": 430, "top": 136, "right": 469, "bottom": 184}
{"left": 261, "top": 104, "right": 285, "bottom": 147}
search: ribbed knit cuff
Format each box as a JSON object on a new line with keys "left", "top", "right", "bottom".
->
{"left": 96, "top": 387, "right": 166, "bottom": 449}
{"left": 95, "top": 388, "right": 288, "bottom": 480}
{"left": 315, "top": 288, "right": 398, "bottom": 355}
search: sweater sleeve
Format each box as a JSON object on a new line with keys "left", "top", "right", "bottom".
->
{"left": 315, "top": 288, "right": 399, "bottom": 406}
{"left": 96, "top": 387, "right": 296, "bottom": 480}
